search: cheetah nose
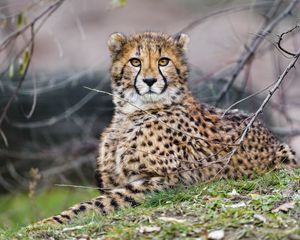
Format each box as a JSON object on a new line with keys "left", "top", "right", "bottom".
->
{"left": 143, "top": 78, "right": 157, "bottom": 87}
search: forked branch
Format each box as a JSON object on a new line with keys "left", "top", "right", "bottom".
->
{"left": 215, "top": 0, "right": 299, "bottom": 105}
{"left": 224, "top": 46, "right": 300, "bottom": 165}
{"left": 277, "top": 25, "right": 300, "bottom": 57}
{"left": 0, "top": 0, "right": 65, "bottom": 145}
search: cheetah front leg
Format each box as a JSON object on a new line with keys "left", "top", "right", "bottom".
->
{"left": 34, "top": 175, "right": 179, "bottom": 225}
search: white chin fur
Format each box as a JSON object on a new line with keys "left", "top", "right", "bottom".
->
{"left": 116, "top": 87, "right": 179, "bottom": 114}
{"left": 140, "top": 93, "right": 165, "bottom": 103}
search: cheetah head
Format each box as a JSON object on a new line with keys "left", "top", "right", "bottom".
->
{"left": 108, "top": 32, "right": 189, "bottom": 113}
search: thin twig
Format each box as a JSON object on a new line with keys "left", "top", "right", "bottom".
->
{"left": 215, "top": 0, "right": 299, "bottom": 105}
{"left": 54, "top": 184, "right": 99, "bottom": 190}
{"left": 0, "top": 129, "right": 8, "bottom": 147}
{"left": 25, "top": 72, "right": 37, "bottom": 119}
{"left": 221, "top": 81, "right": 277, "bottom": 118}
{"left": 12, "top": 82, "right": 102, "bottom": 128}
{"left": 83, "top": 87, "right": 239, "bottom": 147}
{"left": 224, "top": 46, "right": 300, "bottom": 166}
{"left": 0, "top": 0, "right": 65, "bottom": 143}
{"left": 277, "top": 25, "right": 300, "bottom": 56}
{"left": 0, "top": 23, "right": 35, "bottom": 133}
{"left": 0, "top": 0, "right": 64, "bottom": 52}
{"left": 178, "top": 1, "right": 277, "bottom": 33}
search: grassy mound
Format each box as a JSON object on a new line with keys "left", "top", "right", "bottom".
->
{"left": 1, "top": 168, "right": 299, "bottom": 239}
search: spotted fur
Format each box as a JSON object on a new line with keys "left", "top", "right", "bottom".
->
{"left": 38, "top": 32, "right": 298, "bottom": 225}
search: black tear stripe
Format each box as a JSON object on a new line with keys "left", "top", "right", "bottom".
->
{"left": 134, "top": 67, "right": 142, "bottom": 95}
{"left": 158, "top": 67, "right": 168, "bottom": 94}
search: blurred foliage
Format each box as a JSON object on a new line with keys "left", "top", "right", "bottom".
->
{"left": 19, "top": 48, "right": 31, "bottom": 76}
{"left": 17, "top": 13, "right": 25, "bottom": 29}
{"left": 0, "top": 187, "right": 98, "bottom": 229}
{"left": 111, "top": 0, "right": 127, "bottom": 8}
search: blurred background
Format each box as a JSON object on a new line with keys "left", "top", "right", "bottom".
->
{"left": 0, "top": 0, "right": 300, "bottom": 227}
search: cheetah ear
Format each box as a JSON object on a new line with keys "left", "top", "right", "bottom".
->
{"left": 108, "top": 32, "right": 127, "bottom": 56}
{"left": 174, "top": 33, "right": 189, "bottom": 51}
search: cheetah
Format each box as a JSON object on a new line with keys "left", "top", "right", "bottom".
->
{"left": 39, "top": 32, "right": 298, "bottom": 225}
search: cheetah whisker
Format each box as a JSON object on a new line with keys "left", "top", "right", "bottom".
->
{"left": 84, "top": 87, "right": 239, "bottom": 147}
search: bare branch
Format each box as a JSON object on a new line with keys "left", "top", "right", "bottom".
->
{"left": 0, "top": 23, "right": 35, "bottom": 133}
{"left": 11, "top": 78, "right": 108, "bottom": 128}
{"left": 277, "top": 25, "right": 300, "bottom": 56}
{"left": 223, "top": 45, "right": 300, "bottom": 166}
{"left": 54, "top": 184, "right": 99, "bottom": 190}
{"left": 0, "top": 0, "right": 65, "bottom": 143}
{"left": 178, "top": 1, "right": 279, "bottom": 33}
{"left": 0, "top": 0, "right": 64, "bottom": 52}
{"left": 215, "top": 0, "right": 299, "bottom": 105}
{"left": 221, "top": 81, "right": 277, "bottom": 118}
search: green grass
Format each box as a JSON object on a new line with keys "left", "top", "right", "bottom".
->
{"left": 1, "top": 168, "right": 299, "bottom": 240}
{"left": 0, "top": 188, "right": 98, "bottom": 229}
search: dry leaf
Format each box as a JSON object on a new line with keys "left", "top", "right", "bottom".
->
{"left": 228, "top": 189, "right": 239, "bottom": 196}
{"left": 229, "top": 201, "right": 246, "bottom": 208}
{"left": 203, "top": 196, "right": 221, "bottom": 202}
{"left": 62, "top": 225, "right": 88, "bottom": 232}
{"left": 249, "top": 193, "right": 260, "bottom": 199}
{"left": 253, "top": 214, "right": 267, "bottom": 223}
{"left": 138, "top": 226, "right": 161, "bottom": 233}
{"left": 208, "top": 229, "right": 225, "bottom": 240}
{"left": 158, "top": 216, "right": 186, "bottom": 223}
{"left": 272, "top": 202, "right": 295, "bottom": 213}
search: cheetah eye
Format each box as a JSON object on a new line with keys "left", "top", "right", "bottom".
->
{"left": 129, "top": 58, "right": 141, "bottom": 67}
{"left": 158, "top": 58, "right": 170, "bottom": 67}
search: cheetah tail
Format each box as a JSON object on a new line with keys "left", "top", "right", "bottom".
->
{"left": 35, "top": 187, "right": 144, "bottom": 225}
{"left": 33, "top": 176, "right": 176, "bottom": 225}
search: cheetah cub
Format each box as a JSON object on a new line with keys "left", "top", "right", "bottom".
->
{"left": 39, "top": 32, "right": 297, "bottom": 225}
